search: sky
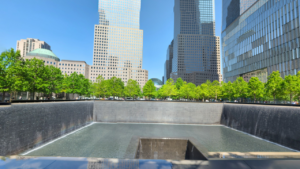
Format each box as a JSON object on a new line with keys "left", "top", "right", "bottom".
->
{"left": 0, "top": 0, "right": 222, "bottom": 80}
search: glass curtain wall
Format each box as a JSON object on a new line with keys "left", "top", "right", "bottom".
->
{"left": 222, "top": 0, "right": 300, "bottom": 83}
{"left": 171, "top": 0, "right": 221, "bottom": 85}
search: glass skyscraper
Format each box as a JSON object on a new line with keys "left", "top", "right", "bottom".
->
{"left": 167, "top": 0, "right": 221, "bottom": 85}
{"left": 222, "top": 0, "right": 300, "bottom": 83}
{"left": 90, "top": 0, "right": 148, "bottom": 87}
{"left": 241, "top": 0, "right": 258, "bottom": 14}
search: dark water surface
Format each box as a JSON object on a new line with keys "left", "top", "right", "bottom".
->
{"left": 23, "top": 123, "right": 292, "bottom": 158}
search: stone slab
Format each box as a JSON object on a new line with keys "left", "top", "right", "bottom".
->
{"left": 2, "top": 156, "right": 300, "bottom": 169}
{"left": 94, "top": 101, "right": 223, "bottom": 124}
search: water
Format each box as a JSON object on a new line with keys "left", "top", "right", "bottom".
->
{"left": 23, "top": 123, "right": 293, "bottom": 158}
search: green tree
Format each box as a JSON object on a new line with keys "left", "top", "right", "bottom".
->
{"left": 79, "top": 74, "right": 90, "bottom": 97}
{"left": 204, "top": 80, "right": 214, "bottom": 99}
{"left": 211, "top": 80, "right": 222, "bottom": 101}
{"left": 44, "top": 65, "right": 63, "bottom": 99}
{"left": 143, "top": 80, "right": 156, "bottom": 100}
{"left": 248, "top": 77, "right": 264, "bottom": 102}
{"left": 194, "top": 86, "right": 202, "bottom": 101}
{"left": 180, "top": 82, "right": 196, "bottom": 100}
{"left": 124, "top": 79, "right": 141, "bottom": 99}
{"left": 108, "top": 76, "right": 124, "bottom": 99}
{"left": 199, "top": 83, "right": 210, "bottom": 101}
{"left": 62, "top": 72, "right": 91, "bottom": 99}
{"left": 63, "top": 72, "right": 82, "bottom": 94}
{"left": 161, "top": 78, "right": 178, "bottom": 99}
{"left": 175, "top": 77, "right": 184, "bottom": 90}
{"left": 100, "top": 80, "right": 111, "bottom": 98}
{"left": 22, "top": 58, "right": 50, "bottom": 100}
{"left": 0, "top": 49, "right": 21, "bottom": 102}
{"left": 222, "top": 81, "right": 234, "bottom": 101}
{"left": 233, "top": 77, "right": 248, "bottom": 102}
{"left": 281, "top": 75, "right": 299, "bottom": 103}
{"left": 89, "top": 81, "right": 97, "bottom": 98}
{"left": 94, "top": 75, "right": 108, "bottom": 98}
{"left": 265, "top": 71, "right": 283, "bottom": 101}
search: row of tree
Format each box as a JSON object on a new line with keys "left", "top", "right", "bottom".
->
{"left": 90, "top": 75, "right": 143, "bottom": 99}
{"left": 3, "top": 48, "right": 300, "bottom": 103}
{"left": 143, "top": 71, "right": 300, "bottom": 103}
{"left": 0, "top": 49, "right": 90, "bottom": 101}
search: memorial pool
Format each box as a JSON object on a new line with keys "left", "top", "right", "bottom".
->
{"left": 22, "top": 123, "right": 294, "bottom": 159}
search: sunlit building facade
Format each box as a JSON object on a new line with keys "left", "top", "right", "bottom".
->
{"left": 24, "top": 48, "right": 90, "bottom": 78}
{"left": 16, "top": 38, "right": 51, "bottom": 57}
{"left": 170, "top": 0, "right": 222, "bottom": 85}
{"left": 164, "top": 40, "right": 174, "bottom": 84}
{"left": 222, "top": 0, "right": 300, "bottom": 83}
{"left": 91, "top": 0, "right": 148, "bottom": 88}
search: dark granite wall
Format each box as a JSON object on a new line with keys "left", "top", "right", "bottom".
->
{"left": 93, "top": 101, "right": 223, "bottom": 124}
{"left": 221, "top": 104, "right": 300, "bottom": 151}
{"left": 0, "top": 101, "right": 93, "bottom": 156}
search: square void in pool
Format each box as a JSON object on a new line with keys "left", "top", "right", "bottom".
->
{"left": 22, "top": 123, "right": 293, "bottom": 159}
{"left": 135, "top": 138, "right": 207, "bottom": 160}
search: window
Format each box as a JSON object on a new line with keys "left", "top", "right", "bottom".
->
{"left": 47, "top": 61, "right": 49, "bottom": 63}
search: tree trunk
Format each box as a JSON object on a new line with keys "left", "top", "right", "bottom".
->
{"left": 290, "top": 94, "right": 293, "bottom": 104}
{"left": 254, "top": 94, "right": 256, "bottom": 103}
{"left": 9, "top": 92, "right": 13, "bottom": 102}
{"left": 2, "top": 91, "right": 5, "bottom": 102}
{"left": 273, "top": 94, "right": 276, "bottom": 104}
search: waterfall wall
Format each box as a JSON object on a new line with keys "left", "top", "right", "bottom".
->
{"left": 0, "top": 101, "right": 93, "bottom": 156}
{"left": 221, "top": 104, "right": 300, "bottom": 151}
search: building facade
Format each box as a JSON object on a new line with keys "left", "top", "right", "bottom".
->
{"left": 24, "top": 48, "right": 90, "bottom": 78}
{"left": 240, "top": 0, "right": 258, "bottom": 14}
{"left": 16, "top": 38, "right": 51, "bottom": 57}
{"left": 222, "top": 0, "right": 300, "bottom": 83}
{"left": 91, "top": 0, "right": 148, "bottom": 88}
{"left": 169, "top": 0, "right": 222, "bottom": 85}
{"left": 164, "top": 40, "right": 174, "bottom": 84}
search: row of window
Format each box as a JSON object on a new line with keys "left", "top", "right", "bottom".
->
{"left": 61, "top": 71, "right": 84, "bottom": 74}
{"left": 59, "top": 63, "right": 85, "bottom": 67}
{"left": 59, "top": 67, "right": 85, "bottom": 71}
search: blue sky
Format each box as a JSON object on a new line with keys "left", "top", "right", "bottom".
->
{"left": 0, "top": 0, "right": 222, "bottom": 80}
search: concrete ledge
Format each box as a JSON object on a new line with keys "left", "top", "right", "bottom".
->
{"left": 93, "top": 101, "right": 223, "bottom": 124}
{"left": 2, "top": 156, "right": 300, "bottom": 169}
{"left": 208, "top": 152, "right": 300, "bottom": 159}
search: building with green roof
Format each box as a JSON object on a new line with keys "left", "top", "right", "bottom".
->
{"left": 26, "top": 48, "right": 60, "bottom": 61}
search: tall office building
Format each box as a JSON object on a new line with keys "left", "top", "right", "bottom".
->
{"left": 222, "top": 0, "right": 300, "bottom": 83}
{"left": 90, "top": 0, "right": 148, "bottom": 87}
{"left": 168, "top": 0, "right": 222, "bottom": 85}
{"left": 16, "top": 38, "right": 51, "bottom": 57}
{"left": 164, "top": 40, "right": 174, "bottom": 84}
{"left": 240, "top": 0, "right": 257, "bottom": 14}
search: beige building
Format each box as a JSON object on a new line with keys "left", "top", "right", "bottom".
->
{"left": 24, "top": 48, "right": 90, "bottom": 78}
{"left": 91, "top": 0, "right": 149, "bottom": 88}
{"left": 17, "top": 38, "right": 51, "bottom": 57}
